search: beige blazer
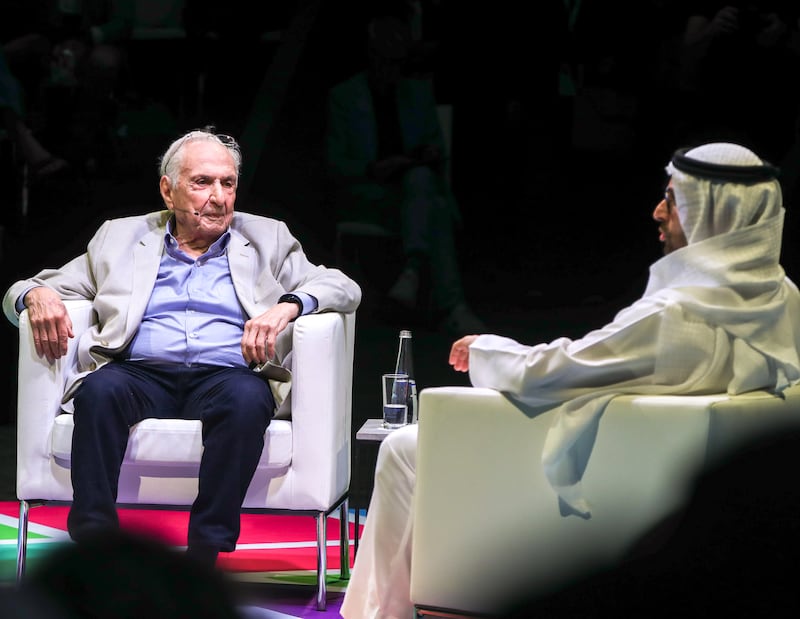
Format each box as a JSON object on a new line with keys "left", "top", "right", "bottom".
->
{"left": 3, "top": 210, "right": 362, "bottom": 404}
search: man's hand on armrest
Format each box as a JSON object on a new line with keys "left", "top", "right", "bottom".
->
{"left": 23, "top": 287, "right": 74, "bottom": 363}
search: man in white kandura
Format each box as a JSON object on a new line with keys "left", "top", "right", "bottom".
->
{"left": 341, "top": 142, "right": 800, "bottom": 618}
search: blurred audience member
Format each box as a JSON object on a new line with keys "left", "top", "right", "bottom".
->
{"left": 368, "top": 0, "right": 445, "bottom": 81}
{"left": 677, "top": 2, "right": 800, "bottom": 163}
{"left": 16, "top": 529, "right": 244, "bottom": 619}
{"left": 325, "top": 15, "right": 484, "bottom": 334}
{"left": 1, "top": 46, "right": 68, "bottom": 184}
{"left": 3, "top": 0, "right": 135, "bottom": 174}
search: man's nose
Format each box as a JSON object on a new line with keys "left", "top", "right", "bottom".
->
{"left": 209, "top": 180, "right": 225, "bottom": 202}
{"left": 653, "top": 199, "right": 666, "bottom": 221}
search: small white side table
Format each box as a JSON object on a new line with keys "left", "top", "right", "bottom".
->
{"left": 356, "top": 418, "right": 396, "bottom": 441}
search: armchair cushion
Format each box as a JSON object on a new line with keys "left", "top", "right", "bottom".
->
{"left": 50, "top": 416, "right": 293, "bottom": 468}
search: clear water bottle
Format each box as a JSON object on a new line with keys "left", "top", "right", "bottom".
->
{"left": 394, "top": 330, "right": 418, "bottom": 424}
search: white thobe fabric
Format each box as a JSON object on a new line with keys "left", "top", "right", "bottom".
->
{"left": 340, "top": 425, "right": 418, "bottom": 619}
{"left": 340, "top": 143, "right": 800, "bottom": 618}
{"left": 470, "top": 210, "right": 800, "bottom": 515}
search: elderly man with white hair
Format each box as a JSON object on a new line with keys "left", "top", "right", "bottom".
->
{"left": 341, "top": 142, "right": 800, "bottom": 619}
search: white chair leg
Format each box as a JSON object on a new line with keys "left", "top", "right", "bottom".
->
{"left": 315, "top": 512, "right": 328, "bottom": 610}
{"left": 16, "top": 500, "right": 30, "bottom": 586}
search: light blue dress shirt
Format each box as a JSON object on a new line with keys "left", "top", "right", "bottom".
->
{"left": 125, "top": 226, "right": 247, "bottom": 367}
{"left": 125, "top": 221, "right": 317, "bottom": 366}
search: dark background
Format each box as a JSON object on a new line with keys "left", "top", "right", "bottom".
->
{"left": 3, "top": 1, "right": 800, "bottom": 501}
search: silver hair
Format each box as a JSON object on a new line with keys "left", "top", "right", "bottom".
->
{"left": 158, "top": 127, "right": 242, "bottom": 188}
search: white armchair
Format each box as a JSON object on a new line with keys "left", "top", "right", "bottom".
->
{"left": 410, "top": 385, "right": 800, "bottom": 617}
{"left": 15, "top": 300, "right": 356, "bottom": 611}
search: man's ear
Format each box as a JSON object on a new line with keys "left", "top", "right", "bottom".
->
{"left": 159, "top": 176, "right": 174, "bottom": 209}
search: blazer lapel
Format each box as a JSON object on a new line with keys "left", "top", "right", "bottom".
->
{"left": 125, "top": 227, "right": 166, "bottom": 335}
{"left": 228, "top": 232, "right": 259, "bottom": 316}
{"left": 228, "top": 230, "right": 285, "bottom": 318}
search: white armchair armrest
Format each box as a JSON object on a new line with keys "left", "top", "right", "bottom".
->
{"left": 16, "top": 300, "right": 95, "bottom": 500}
{"left": 249, "top": 310, "right": 355, "bottom": 509}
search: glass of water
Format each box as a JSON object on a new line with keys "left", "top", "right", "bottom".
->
{"left": 382, "top": 373, "right": 409, "bottom": 429}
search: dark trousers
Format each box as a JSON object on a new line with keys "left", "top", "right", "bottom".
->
{"left": 68, "top": 361, "right": 274, "bottom": 552}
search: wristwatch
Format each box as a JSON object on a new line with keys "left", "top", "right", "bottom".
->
{"left": 278, "top": 293, "right": 303, "bottom": 321}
